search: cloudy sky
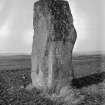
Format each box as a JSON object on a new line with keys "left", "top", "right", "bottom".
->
{"left": 0, "top": 0, "right": 104, "bottom": 54}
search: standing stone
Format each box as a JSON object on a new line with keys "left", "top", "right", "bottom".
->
{"left": 31, "top": 0, "right": 77, "bottom": 96}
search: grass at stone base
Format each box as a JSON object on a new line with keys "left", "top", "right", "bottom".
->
{"left": 0, "top": 69, "right": 105, "bottom": 105}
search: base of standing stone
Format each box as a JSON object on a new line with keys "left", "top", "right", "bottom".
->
{"left": 26, "top": 83, "right": 84, "bottom": 104}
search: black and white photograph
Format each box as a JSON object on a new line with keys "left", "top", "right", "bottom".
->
{"left": 0, "top": 0, "right": 105, "bottom": 105}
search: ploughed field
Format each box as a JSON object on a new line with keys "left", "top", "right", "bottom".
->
{"left": 0, "top": 54, "right": 105, "bottom": 105}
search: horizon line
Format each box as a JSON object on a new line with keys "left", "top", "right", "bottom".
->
{"left": 0, "top": 51, "right": 104, "bottom": 56}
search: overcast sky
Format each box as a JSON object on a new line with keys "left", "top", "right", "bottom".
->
{"left": 0, "top": 0, "right": 104, "bottom": 54}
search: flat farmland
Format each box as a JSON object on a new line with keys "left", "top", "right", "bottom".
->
{"left": 0, "top": 55, "right": 31, "bottom": 70}
{"left": 0, "top": 54, "right": 104, "bottom": 78}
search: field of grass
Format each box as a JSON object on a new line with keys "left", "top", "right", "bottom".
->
{"left": 0, "top": 54, "right": 105, "bottom": 105}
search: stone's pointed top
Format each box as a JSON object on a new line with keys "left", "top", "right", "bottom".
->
{"left": 36, "top": 0, "right": 69, "bottom": 4}
{"left": 34, "top": 0, "right": 70, "bottom": 13}
{"left": 39, "top": 0, "right": 67, "bottom": 1}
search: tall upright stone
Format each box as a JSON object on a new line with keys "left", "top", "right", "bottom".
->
{"left": 31, "top": 0, "right": 77, "bottom": 96}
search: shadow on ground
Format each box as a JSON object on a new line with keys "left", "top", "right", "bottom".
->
{"left": 72, "top": 72, "right": 105, "bottom": 88}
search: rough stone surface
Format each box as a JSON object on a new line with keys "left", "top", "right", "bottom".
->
{"left": 31, "top": 0, "right": 77, "bottom": 96}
